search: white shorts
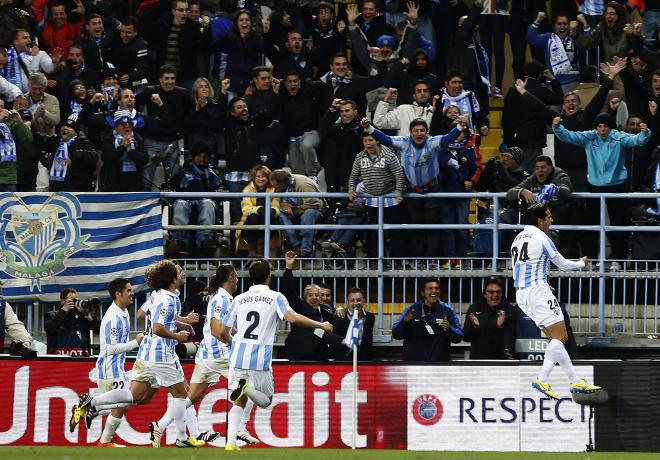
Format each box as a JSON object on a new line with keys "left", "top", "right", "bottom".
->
{"left": 516, "top": 283, "right": 565, "bottom": 329}
{"left": 131, "top": 358, "right": 185, "bottom": 388}
{"left": 228, "top": 367, "right": 274, "bottom": 404}
{"left": 190, "top": 359, "right": 230, "bottom": 385}
{"left": 98, "top": 376, "right": 130, "bottom": 393}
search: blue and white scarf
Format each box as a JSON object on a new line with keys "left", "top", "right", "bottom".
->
{"left": 548, "top": 33, "right": 573, "bottom": 77}
{"left": 113, "top": 131, "right": 137, "bottom": 172}
{"left": 70, "top": 100, "right": 83, "bottom": 116}
{"left": 49, "top": 137, "right": 77, "bottom": 181}
{"left": 0, "top": 123, "right": 16, "bottom": 163}
{"left": 282, "top": 176, "right": 303, "bottom": 207}
{"left": 5, "top": 47, "right": 32, "bottom": 92}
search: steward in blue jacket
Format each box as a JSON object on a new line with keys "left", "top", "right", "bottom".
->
{"left": 392, "top": 278, "right": 463, "bottom": 361}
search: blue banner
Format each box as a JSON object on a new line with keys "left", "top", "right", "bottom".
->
{"left": 0, "top": 192, "right": 163, "bottom": 301}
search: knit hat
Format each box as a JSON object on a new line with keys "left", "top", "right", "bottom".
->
{"left": 17, "top": 109, "right": 33, "bottom": 121}
{"left": 594, "top": 112, "right": 615, "bottom": 129}
{"left": 62, "top": 113, "right": 79, "bottom": 132}
{"left": 113, "top": 109, "right": 133, "bottom": 127}
{"left": 190, "top": 141, "right": 210, "bottom": 158}
{"left": 505, "top": 146, "right": 523, "bottom": 165}
{"left": 376, "top": 35, "right": 398, "bottom": 49}
{"left": 102, "top": 64, "right": 117, "bottom": 80}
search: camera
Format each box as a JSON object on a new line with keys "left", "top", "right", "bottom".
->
{"left": 175, "top": 342, "right": 198, "bottom": 359}
{"left": 8, "top": 341, "right": 37, "bottom": 359}
{"left": 74, "top": 297, "right": 101, "bottom": 310}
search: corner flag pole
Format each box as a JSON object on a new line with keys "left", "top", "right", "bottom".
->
{"left": 352, "top": 341, "right": 357, "bottom": 450}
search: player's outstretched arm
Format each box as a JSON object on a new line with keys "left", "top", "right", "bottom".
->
{"left": 551, "top": 254, "right": 588, "bottom": 271}
{"left": 284, "top": 310, "right": 333, "bottom": 332}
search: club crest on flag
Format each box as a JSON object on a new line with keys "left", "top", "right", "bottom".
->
{"left": 0, "top": 192, "right": 90, "bottom": 290}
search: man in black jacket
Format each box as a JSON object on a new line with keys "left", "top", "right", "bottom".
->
{"left": 282, "top": 251, "right": 344, "bottom": 361}
{"left": 462, "top": 278, "right": 515, "bottom": 359}
{"left": 110, "top": 16, "right": 149, "bottom": 95}
{"left": 223, "top": 81, "right": 277, "bottom": 223}
{"left": 137, "top": 64, "right": 191, "bottom": 189}
{"left": 38, "top": 114, "right": 98, "bottom": 192}
{"left": 265, "top": 29, "right": 320, "bottom": 80}
{"left": 100, "top": 109, "right": 149, "bottom": 192}
{"left": 74, "top": 14, "right": 115, "bottom": 73}
{"left": 330, "top": 287, "right": 374, "bottom": 361}
{"left": 243, "top": 66, "right": 288, "bottom": 171}
{"left": 279, "top": 70, "right": 325, "bottom": 180}
{"left": 318, "top": 53, "right": 384, "bottom": 116}
{"left": 319, "top": 99, "right": 363, "bottom": 192}
{"left": 502, "top": 59, "right": 564, "bottom": 173}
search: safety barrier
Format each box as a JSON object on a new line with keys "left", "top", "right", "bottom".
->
{"left": 162, "top": 191, "right": 660, "bottom": 339}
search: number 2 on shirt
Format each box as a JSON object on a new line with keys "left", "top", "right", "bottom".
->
{"left": 244, "top": 311, "right": 260, "bottom": 340}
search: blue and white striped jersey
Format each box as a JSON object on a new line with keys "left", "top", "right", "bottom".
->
{"left": 196, "top": 288, "right": 232, "bottom": 361}
{"left": 96, "top": 303, "right": 131, "bottom": 379}
{"left": 226, "top": 284, "right": 292, "bottom": 371}
{"left": 578, "top": 1, "right": 603, "bottom": 17}
{"left": 511, "top": 226, "right": 556, "bottom": 288}
{"left": 371, "top": 127, "right": 459, "bottom": 189}
{"left": 137, "top": 289, "right": 181, "bottom": 363}
{"left": 390, "top": 136, "right": 443, "bottom": 188}
{"left": 511, "top": 225, "right": 585, "bottom": 288}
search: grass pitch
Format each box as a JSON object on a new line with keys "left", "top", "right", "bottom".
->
{"left": 1, "top": 447, "right": 658, "bottom": 460}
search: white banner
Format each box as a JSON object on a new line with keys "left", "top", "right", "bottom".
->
{"left": 407, "top": 365, "right": 593, "bottom": 452}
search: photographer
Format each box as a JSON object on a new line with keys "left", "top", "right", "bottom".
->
{"left": 1, "top": 282, "right": 33, "bottom": 356}
{"left": 45, "top": 288, "right": 100, "bottom": 356}
{"left": 0, "top": 103, "right": 32, "bottom": 193}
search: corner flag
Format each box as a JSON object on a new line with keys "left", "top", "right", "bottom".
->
{"left": 344, "top": 308, "right": 364, "bottom": 353}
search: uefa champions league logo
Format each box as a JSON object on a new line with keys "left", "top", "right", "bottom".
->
{"left": 0, "top": 192, "right": 90, "bottom": 290}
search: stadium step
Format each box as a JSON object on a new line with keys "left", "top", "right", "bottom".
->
{"left": 488, "top": 109, "right": 502, "bottom": 130}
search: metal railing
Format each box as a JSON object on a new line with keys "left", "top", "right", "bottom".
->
{"left": 163, "top": 191, "right": 660, "bottom": 339}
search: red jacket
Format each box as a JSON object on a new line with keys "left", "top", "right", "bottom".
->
{"left": 41, "top": 21, "right": 82, "bottom": 58}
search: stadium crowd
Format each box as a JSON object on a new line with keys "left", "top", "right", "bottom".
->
{"left": 0, "top": 0, "right": 659, "bottom": 264}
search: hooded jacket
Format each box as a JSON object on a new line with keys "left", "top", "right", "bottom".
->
{"left": 383, "top": 49, "right": 441, "bottom": 106}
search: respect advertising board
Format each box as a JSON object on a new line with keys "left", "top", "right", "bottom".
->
{"left": 0, "top": 360, "right": 591, "bottom": 450}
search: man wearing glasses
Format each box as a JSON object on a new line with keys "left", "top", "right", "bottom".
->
{"left": 462, "top": 277, "right": 515, "bottom": 359}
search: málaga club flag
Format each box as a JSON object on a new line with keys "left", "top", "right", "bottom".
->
{"left": 0, "top": 192, "right": 163, "bottom": 301}
{"left": 344, "top": 308, "right": 364, "bottom": 353}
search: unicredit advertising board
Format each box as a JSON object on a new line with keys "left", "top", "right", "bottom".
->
{"left": 0, "top": 359, "right": 591, "bottom": 450}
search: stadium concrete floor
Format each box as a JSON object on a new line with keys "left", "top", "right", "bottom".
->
{"left": 1, "top": 447, "right": 658, "bottom": 460}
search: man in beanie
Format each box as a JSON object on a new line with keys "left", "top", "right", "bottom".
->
{"left": 552, "top": 113, "right": 652, "bottom": 269}
{"left": 100, "top": 109, "right": 148, "bottom": 192}
{"left": 477, "top": 147, "right": 528, "bottom": 201}
{"left": 37, "top": 113, "right": 97, "bottom": 192}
